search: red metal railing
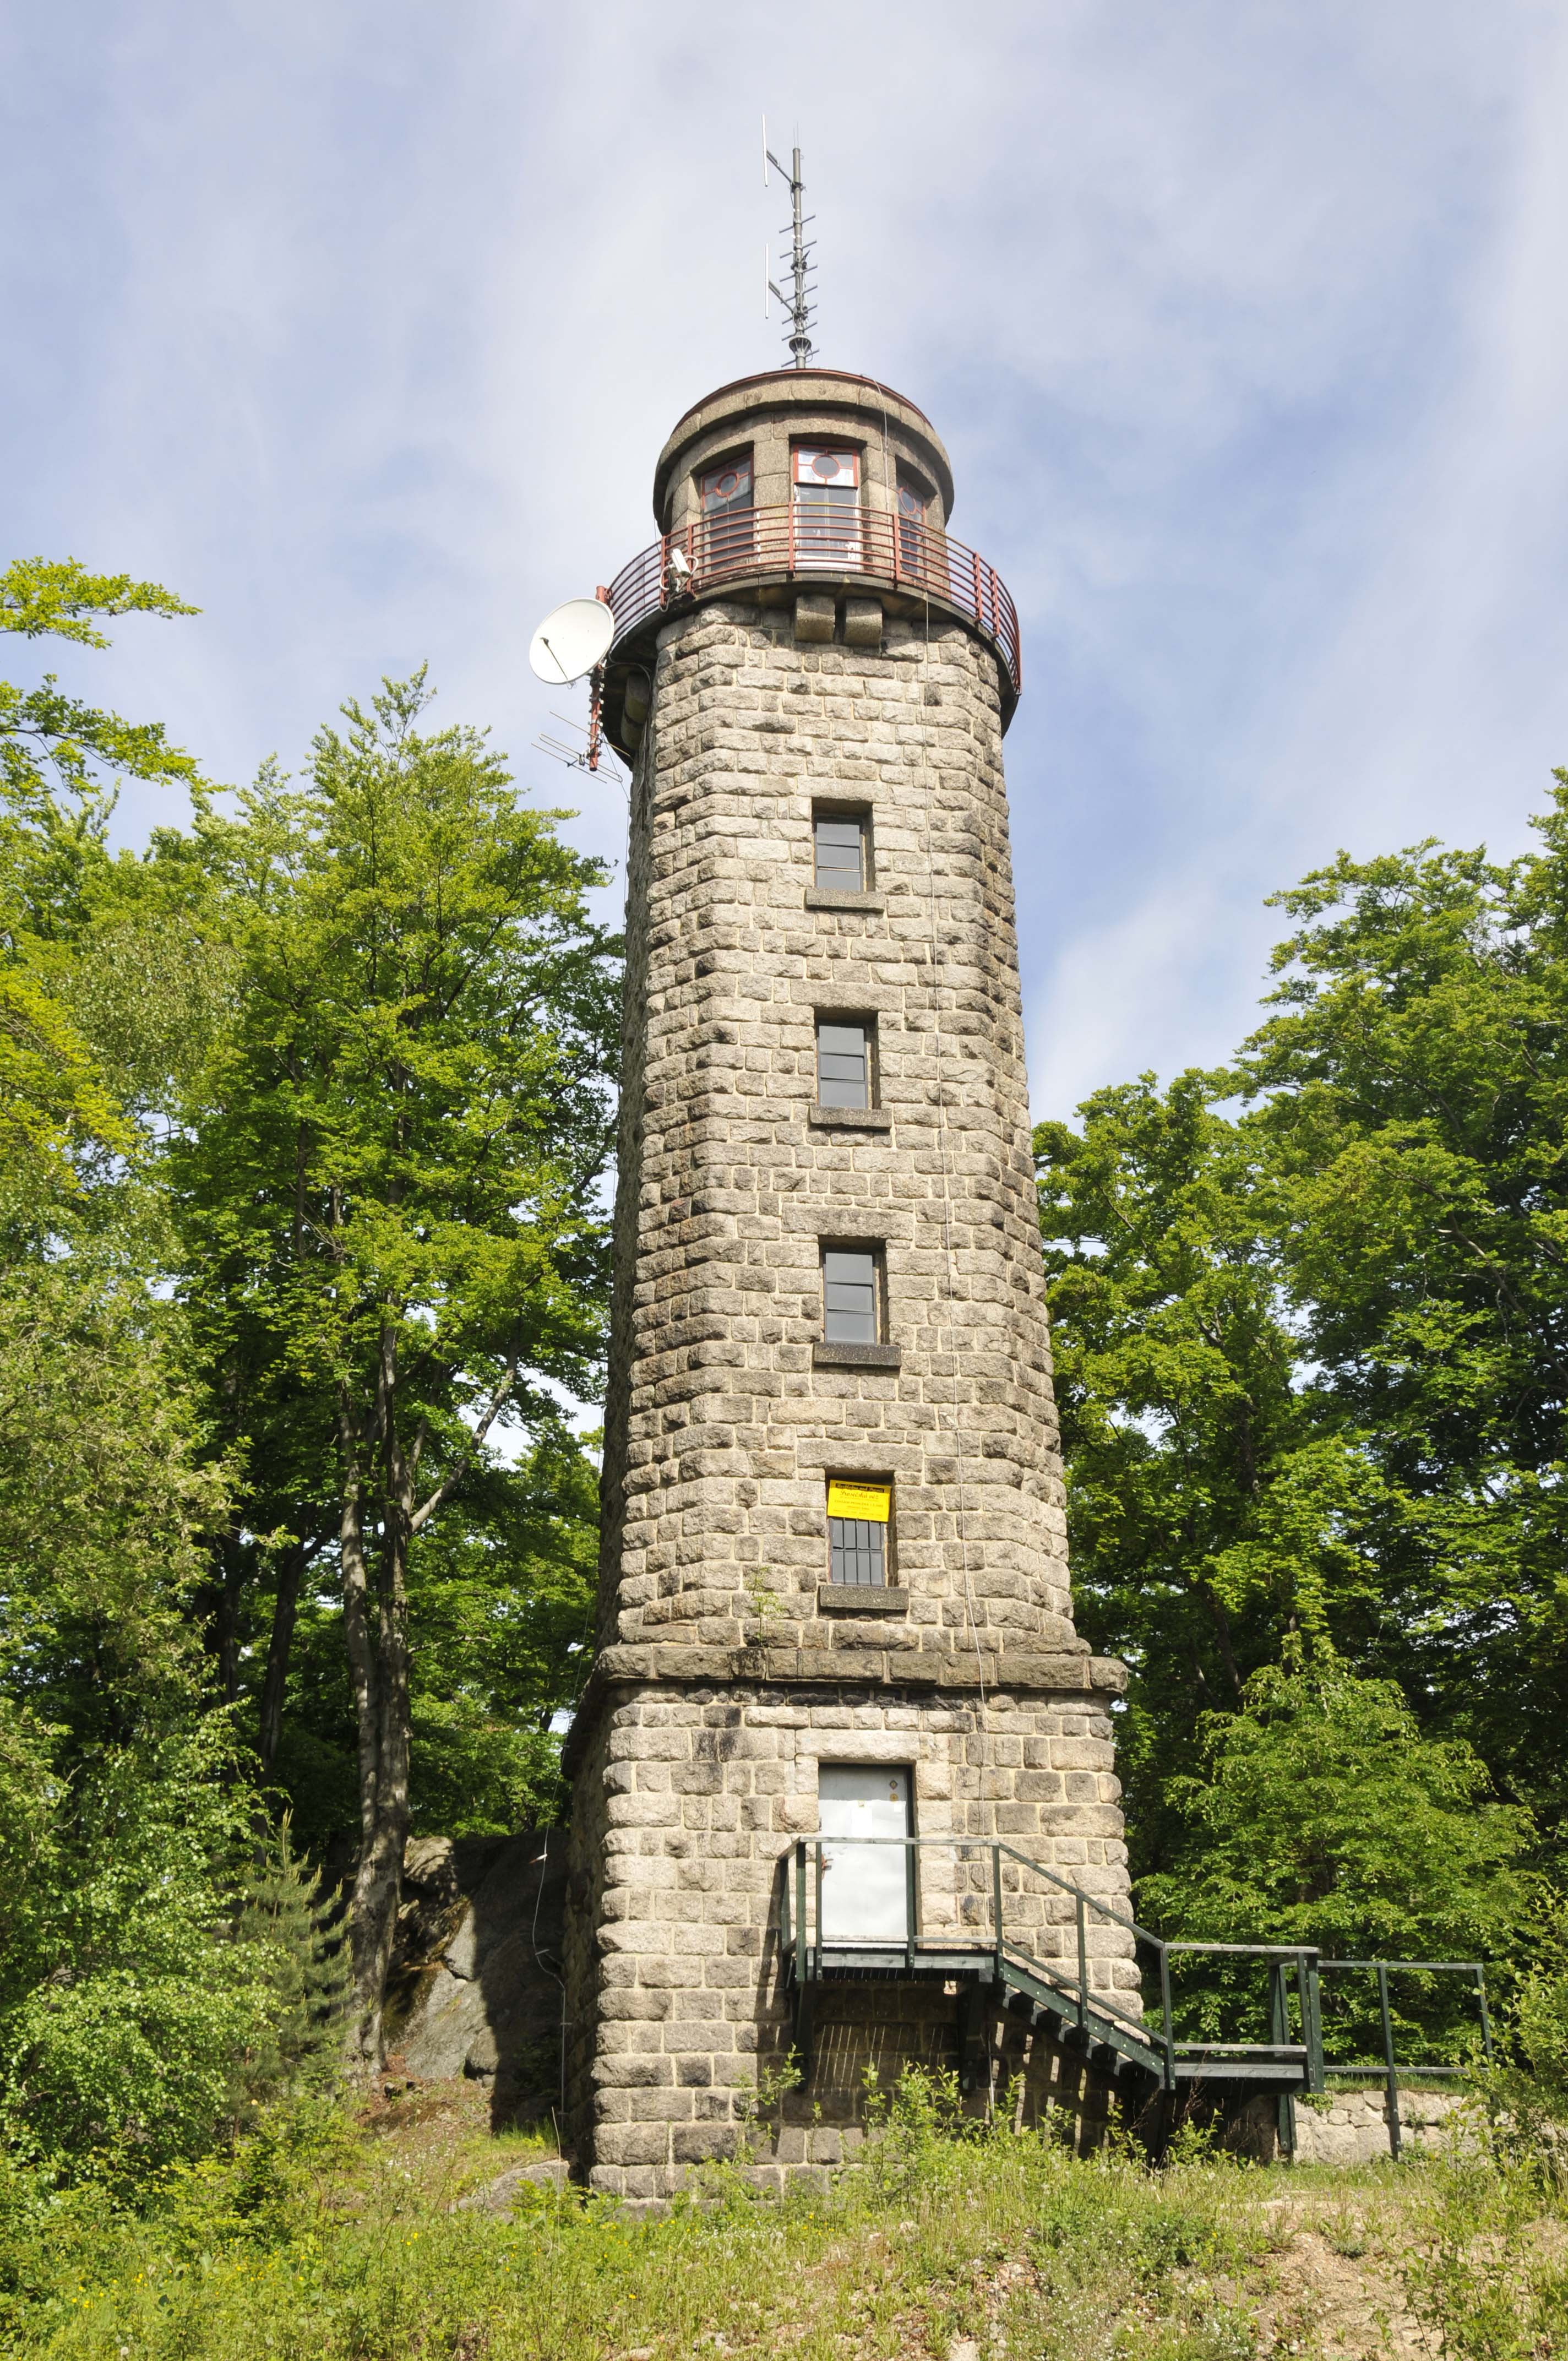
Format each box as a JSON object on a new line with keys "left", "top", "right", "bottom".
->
{"left": 602, "top": 504, "right": 1021, "bottom": 694}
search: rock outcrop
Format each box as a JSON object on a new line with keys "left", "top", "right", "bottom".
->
{"left": 384, "top": 1830, "right": 567, "bottom": 2127}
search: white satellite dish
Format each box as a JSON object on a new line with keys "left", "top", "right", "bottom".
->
{"left": 529, "top": 596, "right": 614, "bottom": 686}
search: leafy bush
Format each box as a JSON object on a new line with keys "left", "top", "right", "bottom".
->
{"left": 0, "top": 1721, "right": 277, "bottom": 2178}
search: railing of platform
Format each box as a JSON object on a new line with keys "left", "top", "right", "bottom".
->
{"left": 1314, "top": 1959, "right": 1494, "bottom": 2161}
{"left": 602, "top": 505, "right": 1022, "bottom": 694}
{"left": 777, "top": 1836, "right": 1497, "bottom": 2151}
{"left": 777, "top": 1835, "right": 1322, "bottom": 2097}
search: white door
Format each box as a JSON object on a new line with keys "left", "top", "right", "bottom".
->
{"left": 819, "top": 1765, "right": 911, "bottom": 1943}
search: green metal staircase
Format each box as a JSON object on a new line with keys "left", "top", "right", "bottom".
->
{"left": 779, "top": 1836, "right": 1491, "bottom": 2141}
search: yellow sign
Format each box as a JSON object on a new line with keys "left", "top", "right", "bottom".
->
{"left": 826, "top": 1480, "right": 891, "bottom": 1524}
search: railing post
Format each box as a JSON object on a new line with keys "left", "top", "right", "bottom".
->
{"left": 1158, "top": 1941, "right": 1175, "bottom": 2093}
{"left": 794, "top": 1840, "right": 807, "bottom": 1980}
{"left": 812, "top": 1839, "right": 824, "bottom": 1981}
{"left": 1377, "top": 1963, "right": 1402, "bottom": 2161}
{"left": 1476, "top": 1966, "right": 1494, "bottom": 2064}
{"left": 992, "top": 1844, "right": 1005, "bottom": 1985}
{"left": 1304, "top": 1952, "right": 1325, "bottom": 2093}
{"left": 1270, "top": 1962, "right": 1294, "bottom": 2159}
{"left": 1076, "top": 1893, "right": 1088, "bottom": 2038}
{"left": 905, "top": 1838, "right": 917, "bottom": 1973}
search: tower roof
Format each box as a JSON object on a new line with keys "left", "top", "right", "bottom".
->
{"left": 653, "top": 368, "right": 955, "bottom": 529}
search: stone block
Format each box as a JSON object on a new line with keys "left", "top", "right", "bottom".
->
{"left": 793, "top": 594, "right": 835, "bottom": 644}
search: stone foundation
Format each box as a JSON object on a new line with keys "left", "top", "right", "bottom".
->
{"left": 1235, "top": 2084, "right": 1473, "bottom": 2166}
{"left": 563, "top": 1675, "right": 1135, "bottom": 2196}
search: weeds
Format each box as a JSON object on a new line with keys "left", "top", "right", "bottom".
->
{"left": 3, "top": 2069, "right": 1566, "bottom": 2359}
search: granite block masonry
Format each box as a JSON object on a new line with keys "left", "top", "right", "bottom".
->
{"left": 562, "top": 366, "right": 1136, "bottom": 2199}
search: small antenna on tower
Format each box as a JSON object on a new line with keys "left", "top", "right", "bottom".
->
{"left": 763, "top": 118, "right": 816, "bottom": 368}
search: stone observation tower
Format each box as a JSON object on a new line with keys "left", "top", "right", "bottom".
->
{"left": 560, "top": 364, "right": 1137, "bottom": 2199}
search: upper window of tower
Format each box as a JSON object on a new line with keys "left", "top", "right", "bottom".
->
{"left": 821, "top": 1246, "right": 881, "bottom": 1343}
{"left": 698, "top": 453, "right": 754, "bottom": 575}
{"left": 896, "top": 467, "right": 935, "bottom": 585}
{"left": 700, "top": 455, "right": 753, "bottom": 513}
{"left": 813, "top": 812, "right": 869, "bottom": 892}
{"left": 793, "top": 444, "right": 861, "bottom": 569}
{"left": 816, "top": 1018, "right": 873, "bottom": 1109}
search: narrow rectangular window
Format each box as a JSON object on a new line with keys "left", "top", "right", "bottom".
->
{"left": 816, "top": 1018, "right": 872, "bottom": 1108}
{"left": 793, "top": 444, "right": 861, "bottom": 569}
{"left": 697, "top": 453, "right": 754, "bottom": 576}
{"left": 821, "top": 1245, "right": 880, "bottom": 1342}
{"left": 896, "top": 467, "right": 934, "bottom": 585}
{"left": 826, "top": 1477, "right": 891, "bottom": 1586}
{"left": 813, "top": 811, "right": 868, "bottom": 891}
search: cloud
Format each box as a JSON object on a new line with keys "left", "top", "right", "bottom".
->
{"left": 5, "top": 0, "right": 1567, "bottom": 1112}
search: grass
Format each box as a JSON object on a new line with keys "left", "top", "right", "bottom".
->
{"left": 2, "top": 2071, "right": 1565, "bottom": 2360}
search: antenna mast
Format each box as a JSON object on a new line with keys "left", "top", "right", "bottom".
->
{"left": 764, "top": 127, "right": 816, "bottom": 367}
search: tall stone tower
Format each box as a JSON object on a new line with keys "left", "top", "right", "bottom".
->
{"left": 562, "top": 367, "right": 1135, "bottom": 2199}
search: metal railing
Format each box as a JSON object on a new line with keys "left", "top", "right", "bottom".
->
{"left": 778, "top": 1835, "right": 1320, "bottom": 2097}
{"left": 1315, "top": 1959, "right": 1494, "bottom": 2161}
{"left": 776, "top": 1836, "right": 1496, "bottom": 2153}
{"left": 602, "top": 504, "right": 1022, "bottom": 694}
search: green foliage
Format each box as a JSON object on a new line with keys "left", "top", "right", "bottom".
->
{"left": 8, "top": 2090, "right": 1562, "bottom": 2361}
{"left": 0, "top": 1718, "right": 270, "bottom": 2179}
{"left": 1401, "top": 2151, "right": 1568, "bottom": 2359}
{"left": 1040, "top": 776, "right": 1568, "bottom": 1989}
{"left": 1238, "top": 806, "right": 1568, "bottom": 1831}
{"left": 0, "top": 557, "right": 204, "bottom": 1215}
{"left": 228, "top": 1824, "right": 349, "bottom": 2115}
{"left": 173, "top": 670, "right": 617, "bottom": 1448}
{"left": 1142, "top": 1660, "right": 1532, "bottom": 1965}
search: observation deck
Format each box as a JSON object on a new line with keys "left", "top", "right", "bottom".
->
{"left": 598, "top": 502, "right": 1022, "bottom": 758}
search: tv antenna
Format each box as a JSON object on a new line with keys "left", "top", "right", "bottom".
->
{"left": 763, "top": 122, "right": 816, "bottom": 367}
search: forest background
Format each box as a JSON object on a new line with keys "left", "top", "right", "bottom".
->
{"left": 1, "top": 561, "right": 1564, "bottom": 2185}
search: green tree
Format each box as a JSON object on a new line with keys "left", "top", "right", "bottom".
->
{"left": 1240, "top": 796, "right": 1568, "bottom": 1830}
{"left": 0, "top": 557, "right": 202, "bottom": 1225}
{"left": 1035, "top": 1075, "right": 1392, "bottom": 1872}
{"left": 0, "top": 559, "right": 334, "bottom": 2181}
{"left": 1141, "top": 1658, "right": 1531, "bottom": 1964}
{"left": 171, "top": 673, "right": 618, "bottom": 2064}
{"left": 1039, "top": 775, "right": 1568, "bottom": 1922}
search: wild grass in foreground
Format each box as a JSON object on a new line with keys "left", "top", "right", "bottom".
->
{"left": 2, "top": 2072, "right": 1565, "bottom": 2360}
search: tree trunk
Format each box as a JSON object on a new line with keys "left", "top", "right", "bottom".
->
{"left": 258, "top": 1540, "right": 307, "bottom": 1778}
{"left": 338, "top": 1331, "right": 415, "bottom": 2072}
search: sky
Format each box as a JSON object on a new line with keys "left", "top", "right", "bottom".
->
{"left": 7, "top": 1, "right": 1568, "bottom": 1117}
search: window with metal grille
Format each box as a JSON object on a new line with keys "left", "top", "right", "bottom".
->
{"left": 813, "top": 810, "right": 868, "bottom": 891}
{"left": 826, "top": 1478, "right": 891, "bottom": 1585}
{"left": 821, "top": 1246, "right": 880, "bottom": 1342}
{"left": 816, "top": 1018, "right": 872, "bottom": 1108}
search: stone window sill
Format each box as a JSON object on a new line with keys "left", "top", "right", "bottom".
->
{"left": 809, "top": 1103, "right": 891, "bottom": 1130}
{"left": 818, "top": 1585, "right": 909, "bottom": 1615}
{"left": 812, "top": 1339, "right": 902, "bottom": 1370}
{"left": 805, "top": 888, "right": 885, "bottom": 913}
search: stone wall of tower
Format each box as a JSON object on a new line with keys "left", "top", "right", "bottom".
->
{"left": 563, "top": 1677, "right": 1131, "bottom": 2195}
{"left": 596, "top": 596, "right": 1085, "bottom": 1659}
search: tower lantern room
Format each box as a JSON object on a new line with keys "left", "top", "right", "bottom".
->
{"left": 561, "top": 363, "right": 1137, "bottom": 2200}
